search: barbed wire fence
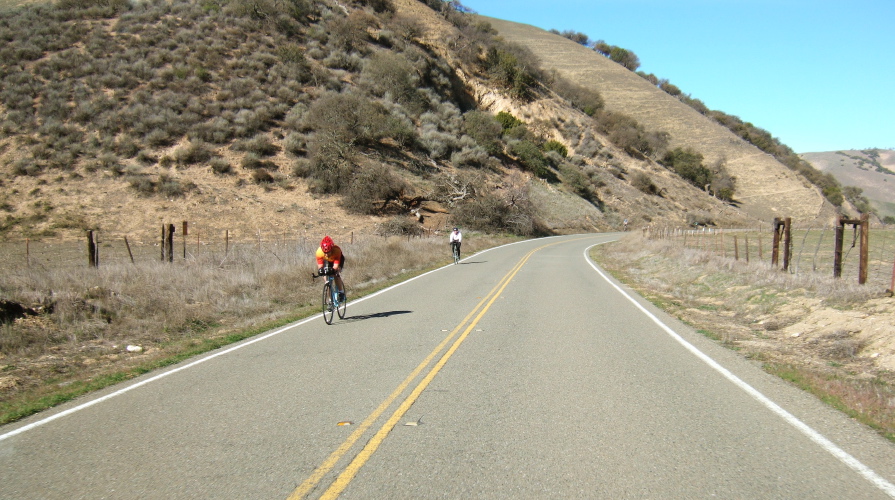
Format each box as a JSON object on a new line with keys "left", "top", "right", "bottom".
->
{"left": 0, "top": 222, "right": 440, "bottom": 275}
{"left": 644, "top": 220, "right": 895, "bottom": 293}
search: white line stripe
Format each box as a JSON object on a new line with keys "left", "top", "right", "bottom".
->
{"left": 0, "top": 238, "right": 542, "bottom": 442}
{"left": 584, "top": 242, "right": 895, "bottom": 498}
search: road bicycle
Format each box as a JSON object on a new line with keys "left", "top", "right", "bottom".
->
{"left": 451, "top": 241, "right": 461, "bottom": 264}
{"left": 312, "top": 269, "right": 347, "bottom": 324}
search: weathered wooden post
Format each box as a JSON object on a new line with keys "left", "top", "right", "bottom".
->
{"left": 87, "top": 230, "right": 98, "bottom": 268}
{"left": 166, "top": 223, "right": 175, "bottom": 262}
{"left": 733, "top": 235, "right": 739, "bottom": 261}
{"left": 771, "top": 218, "right": 791, "bottom": 271}
{"left": 834, "top": 215, "right": 844, "bottom": 278}
{"left": 182, "top": 221, "right": 188, "bottom": 260}
{"left": 25, "top": 238, "right": 30, "bottom": 268}
{"left": 744, "top": 235, "right": 750, "bottom": 263}
{"left": 859, "top": 213, "right": 869, "bottom": 284}
{"left": 888, "top": 250, "right": 895, "bottom": 296}
{"left": 161, "top": 224, "right": 166, "bottom": 262}
{"left": 783, "top": 217, "right": 792, "bottom": 272}
{"left": 833, "top": 215, "right": 867, "bottom": 282}
{"left": 772, "top": 218, "right": 782, "bottom": 267}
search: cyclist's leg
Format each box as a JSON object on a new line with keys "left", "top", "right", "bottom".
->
{"left": 335, "top": 257, "right": 346, "bottom": 298}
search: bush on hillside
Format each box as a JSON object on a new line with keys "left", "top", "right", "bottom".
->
{"left": 462, "top": 111, "right": 503, "bottom": 155}
{"left": 508, "top": 140, "right": 557, "bottom": 181}
{"left": 343, "top": 163, "right": 407, "bottom": 214}
{"left": 661, "top": 147, "right": 712, "bottom": 190}
{"left": 632, "top": 171, "right": 659, "bottom": 196}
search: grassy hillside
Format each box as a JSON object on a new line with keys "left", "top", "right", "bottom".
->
{"left": 800, "top": 149, "right": 895, "bottom": 222}
{"left": 483, "top": 16, "right": 838, "bottom": 225}
{"left": 0, "top": 0, "right": 775, "bottom": 247}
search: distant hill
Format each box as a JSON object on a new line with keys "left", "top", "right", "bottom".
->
{"left": 800, "top": 149, "right": 895, "bottom": 222}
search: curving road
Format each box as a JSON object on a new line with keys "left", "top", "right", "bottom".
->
{"left": 2, "top": 234, "right": 895, "bottom": 499}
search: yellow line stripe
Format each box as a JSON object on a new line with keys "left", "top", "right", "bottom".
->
{"left": 318, "top": 246, "right": 546, "bottom": 499}
{"left": 287, "top": 253, "right": 530, "bottom": 499}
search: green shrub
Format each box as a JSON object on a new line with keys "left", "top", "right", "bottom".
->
{"left": 508, "top": 140, "right": 557, "bottom": 181}
{"left": 462, "top": 111, "right": 503, "bottom": 155}
{"left": 543, "top": 140, "right": 568, "bottom": 158}
{"left": 495, "top": 111, "right": 523, "bottom": 131}
{"left": 661, "top": 147, "right": 712, "bottom": 189}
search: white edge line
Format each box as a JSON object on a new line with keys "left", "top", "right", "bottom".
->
{"left": 584, "top": 241, "right": 895, "bottom": 498}
{"left": 0, "top": 237, "right": 546, "bottom": 442}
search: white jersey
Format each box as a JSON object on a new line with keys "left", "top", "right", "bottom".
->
{"left": 449, "top": 231, "right": 462, "bottom": 243}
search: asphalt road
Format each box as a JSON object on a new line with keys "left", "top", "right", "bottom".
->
{"left": 2, "top": 234, "right": 895, "bottom": 499}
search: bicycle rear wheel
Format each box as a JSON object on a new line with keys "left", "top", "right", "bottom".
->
{"left": 322, "top": 282, "right": 335, "bottom": 325}
{"left": 452, "top": 244, "right": 460, "bottom": 264}
{"left": 337, "top": 288, "right": 347, "bottom": 319}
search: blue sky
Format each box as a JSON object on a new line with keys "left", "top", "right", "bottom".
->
{"left": 462, "top": 0, "right": 894, "bottom": 153}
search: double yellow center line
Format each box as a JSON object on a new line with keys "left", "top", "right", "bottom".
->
{"left": 289, "top": 241, "right": 560, "bottom": 499}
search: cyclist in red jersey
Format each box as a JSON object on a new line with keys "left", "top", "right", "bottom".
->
{"left": 316, "top": 236, "right": 346, "bottom": 301}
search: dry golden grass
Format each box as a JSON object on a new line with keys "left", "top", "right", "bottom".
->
{"left": 593, "top": 233, "right": 895, "bottom": 442}
{"left": 0, "top": 233, "right": 516, "bottom": 424}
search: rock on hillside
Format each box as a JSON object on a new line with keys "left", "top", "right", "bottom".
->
{"left": 484, "top": 17, "right": 837, "bottom": 225}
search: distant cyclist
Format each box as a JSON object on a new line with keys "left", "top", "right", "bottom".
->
{"left": 449, "top": 227, "right": 462, "bottom": 261}
{"left": 316, "top": 236, "right": 345, "bottom": 301}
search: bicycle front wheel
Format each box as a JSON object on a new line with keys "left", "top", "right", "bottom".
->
{"left": 322, "top": 282, "right": 335, "bottom": 325}
{"left": 337, "top": 288, "right": 347, "bottom": 319}
{"left": 453, "top": 245, "right": 460, "bottom": 264}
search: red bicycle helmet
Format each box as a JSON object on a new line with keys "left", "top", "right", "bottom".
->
{"left": 320, "top": 235, "right": 334, "bottom": 253}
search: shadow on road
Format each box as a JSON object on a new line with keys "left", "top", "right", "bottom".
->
{"left": 343, "top": 310, "right": 412, "bottom": 322}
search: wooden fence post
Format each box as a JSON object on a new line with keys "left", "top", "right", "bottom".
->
{"left": 859, "top": 213, "right": 869, "bottom": 284}
{"left": 25, "top": 238, "right": 30, "bottom": 268}
{"left": 772, "top": 218, "right": 782, "bottom": 267}
{"left": 888, "top": 249, "right": 895, "bottom": 296}
{"left": 783, "top": 217, "right": 792, "bottom": 272}
{"left": 166, "top": 224, "right": 175, "bottom": 263}
{"left": 833, "top": 216, "right": 846, "bottom": 278}
{"left": 161, "top": 224, "right": 166, "bottom": 262}
{"left": 87, "top": 230, "right": 98, "bottom": 268}
{"left": 182, "top": 221, "right": 188, "bottom": 260}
